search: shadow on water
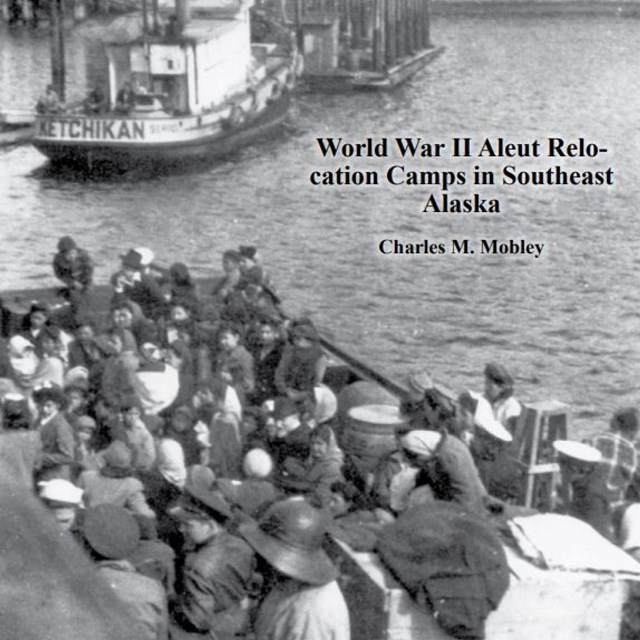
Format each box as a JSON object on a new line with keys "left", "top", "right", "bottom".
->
{"left": 30, "top": 147, "right": 257, "bottom": 184}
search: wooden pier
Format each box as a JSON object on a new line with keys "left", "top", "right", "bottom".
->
{"left": 277, "top": 0, "right": 443, "bottom": 89}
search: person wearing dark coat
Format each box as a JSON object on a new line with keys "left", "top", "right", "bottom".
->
{"left": 167, "top": 263, "right": 200, "bottom": 320}
{"left": 52, "top": 236, "right": 95, "bottom": 324}
{"left": 215, "top": 323, "right": 255, "bottom": 405}
{"left": 553, "top": 440, "right": 613, "bottom": 540}
{"left": 169, "top": 489, "right": 256, "bottom": 638}
{"left": 112, "top": 249, "right": 167, "bottom": 321}
{"left": 274, "top": 320, "right": 327, "bottom": 402}
{"left": 81, "top": 505, "right": 169, "bottom": 640}
{"left": 68, "top": 320, "right": 106, "bottom": 371}
{"left": 53, "top": 236, "right": 94, "bottom": 291}
{"left": 247, "top": 314, "right": 286, "bottom": 407}
{"left": 33, "top": 384, "right": 76, "bottom": 482}
{"left": 400, "top": 429, "right": 489, "bottom": 512}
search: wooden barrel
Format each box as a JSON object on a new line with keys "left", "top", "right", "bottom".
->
{"left": 337, "top": 381, "right": 399, "bottom": 425}
{"left": 342, "top": 404, "right": 407, "bottom": 471}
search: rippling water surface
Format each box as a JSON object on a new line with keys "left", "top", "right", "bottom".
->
{"left": 1, "top": 13, "right": 639, "bottom": 438}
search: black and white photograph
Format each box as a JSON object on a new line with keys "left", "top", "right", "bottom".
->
{"left": 0, "top": 0, "right": 639, "bottom": 636}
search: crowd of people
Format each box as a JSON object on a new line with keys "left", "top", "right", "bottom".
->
{"left": 1, "top": 236, "right": 640, "bottom": 639}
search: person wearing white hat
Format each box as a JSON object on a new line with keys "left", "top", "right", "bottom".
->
{"left": 553, "top": 439, "right": 612, "bottom": 539}
{"left": 399, "top": 428, "right": 489, "bottom": 512}
{"left": 39, "top": 478, "right": 84, "bottom": 532}
{"left": 461, "top": 391, "right": 524, "bottom": 503}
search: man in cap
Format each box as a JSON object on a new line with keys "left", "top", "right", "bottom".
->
{"left": 168, "top": 488, "right": 256, "bottom": 638}
{"left": 53, "top": 236, "right": 94, "bottom": 291}
{"left": 81, "top": 504, "right": 168, "bottom": 640}
{"left": 111, "top": 249, "right": 166, "bottom": 321}
{"left": 400, "top": 370, "right": 434, "bottom": 429}
{"left": 239, "top": 497, "right": 350, "bottom": 640}
{"left": 553, "top": 440, "right": 612, "bottom": 539}
{"left": 483, "top": 362, "right": 521, "bottom": 434}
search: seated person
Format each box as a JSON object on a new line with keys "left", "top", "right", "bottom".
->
{"left": 263, "top": 396, "right": 313, "bottom": 466}
{"left": 114, "top": 81, "right": 136, "bottom": 114}
{"left": 275, "top": 423, "right": 344, "bottom": 508}
{"left": 83, "top": 85, "right": 108, "bottom": 114}
{"left": 465, "top": 392, "right": 524, "bottom": 503}
{"left": 400, "top": 429, "right": 489, "bottom": 512}
{"left": 274, "top": 319, "right": 327, "bottom": 403}
{"left": 36, "top": 84, "right": 63, "bottom": 114}
{"left": 553, "top": 440, "right": 611, "bottom": 540}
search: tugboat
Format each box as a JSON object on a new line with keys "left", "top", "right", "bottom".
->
{"left": 32, "top": 0, "right": 303, "bottom": 169}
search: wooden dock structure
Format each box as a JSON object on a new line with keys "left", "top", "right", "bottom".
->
{"left": 276, "top": 0, "right": 443, "bottom": 89}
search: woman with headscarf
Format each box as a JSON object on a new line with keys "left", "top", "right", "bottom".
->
{"left": 400, "top": 429, "right": 489, "bottom": 512}
{"left": 5, "top": 335, "right": 41, "bottom": 395}
{"left": 276, "top": 423, "right": 344, "bottom": 508}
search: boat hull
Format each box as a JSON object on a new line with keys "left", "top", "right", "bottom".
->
{"left": 32, "top": 93, "right": 291, "bottom": 170}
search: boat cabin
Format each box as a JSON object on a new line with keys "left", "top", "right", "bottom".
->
{"left": 105, "top": 0, "right": 256, "bottom": 116}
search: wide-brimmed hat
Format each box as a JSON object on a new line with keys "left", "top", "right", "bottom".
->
{"left": 169, "top": 487, "right": 232, "bottom": 523}
{"left": 553, "top": 440, "right": 602, "bottom": 464}
{"left": 238, "top": 498, "right": 337, "bottom": 585}
{"left": 33, "top": 383, "right": 67, "bottom": 409}
{"left": 38, "top": 479, "right": 83, "bottom": 506}
{"left": 468, "top": 391, "right": 513, "bottom": 443}
{"left": 82, "top": 504, "right": 140, "bottom": 560}
{"left": 133, "top": 247, "right": 155, "bottom": 267}
{"left": 119, "top": 249, "right": 144, "bottom": 270}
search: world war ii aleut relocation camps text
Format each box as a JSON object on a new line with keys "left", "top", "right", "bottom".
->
{"left": 306, "top": 135, "right": 615, "bottom": 258}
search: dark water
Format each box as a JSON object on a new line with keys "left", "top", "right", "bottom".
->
{"left": 1, "top": 13, "right": 639, "bottom": 438}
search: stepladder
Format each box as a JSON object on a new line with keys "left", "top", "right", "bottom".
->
{"left": 513, "top": 400, "right": 571, "bottom": 510}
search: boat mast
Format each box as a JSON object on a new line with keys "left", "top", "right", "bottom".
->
{"left": 50, "top": 0, "right": 65, "bottom": 100}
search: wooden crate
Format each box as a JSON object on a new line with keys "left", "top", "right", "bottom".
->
{"left": 329, "top": 539, "right": 631, "bottom": 640}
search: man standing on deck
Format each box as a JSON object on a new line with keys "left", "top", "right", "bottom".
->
{"left": 238, "top": 497, "right": 350, "bottom": 640}
{"left": 168, "top": 488, "right": 256, "bottom": 639}
{"left": 52, "top": 236, "right": 94, "bottom": 324}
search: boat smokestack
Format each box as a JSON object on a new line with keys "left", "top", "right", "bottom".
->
{"left": 175, "top": 0, "right": 191, "bottom": 31}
